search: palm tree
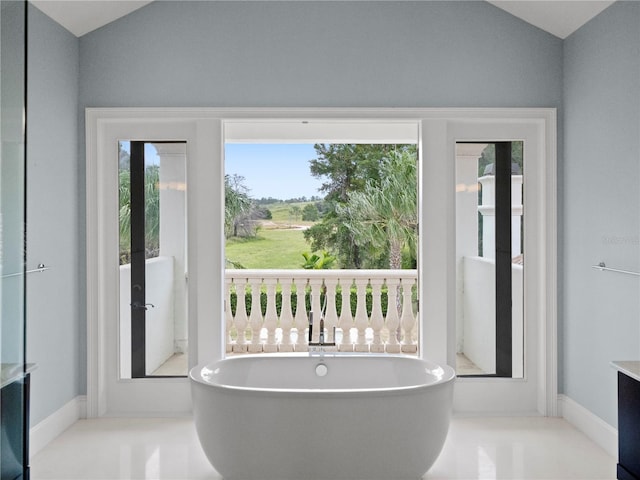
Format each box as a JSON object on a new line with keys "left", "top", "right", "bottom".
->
{"left": 143, "top": 165, "right": 160, "bottom": 257}
{"left": 118, "top": 165, "right": 160, "bottom": 263}
{"left": 338, "top": 150, "right": 417, "bottom": 270}
{"left": 224, "top": 174, "right": 254, "bottom": 238}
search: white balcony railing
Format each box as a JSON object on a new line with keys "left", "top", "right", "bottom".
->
{"left": 225, "top": 269, "right": 418, "bottom": 354}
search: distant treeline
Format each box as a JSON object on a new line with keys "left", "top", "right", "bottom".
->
{"left": 254, "top": 195, "right": 323, "bottom": 205}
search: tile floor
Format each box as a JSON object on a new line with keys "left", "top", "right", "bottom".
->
{"left": 150, "top": 353, "right": 188, "bottom": 376}
{"left": 455, "top": 353, "right": 486, "bottom": 376}
{"left": 30, "top": 416, "right": 616, "bottom": 479}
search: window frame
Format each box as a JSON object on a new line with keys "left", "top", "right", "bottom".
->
{"left": 86, "top": 107, "right": 557, "bottom": 417}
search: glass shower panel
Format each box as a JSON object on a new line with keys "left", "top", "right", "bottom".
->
{"left": 1, "top": 0, "right": 27, "bottom": 369}
{"left": 1, "top": 2, "right": 28, "bottom": 479}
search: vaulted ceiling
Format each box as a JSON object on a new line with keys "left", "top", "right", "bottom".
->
{"left": 487, "top": 1, "right": 615, "bottom": 39}
{"left": 30, "top": 0, "right": 616, "bottom": 39}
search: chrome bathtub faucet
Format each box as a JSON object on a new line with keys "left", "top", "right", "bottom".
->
{"left": 308, "top": 313, "right": 336, "bottom": 353}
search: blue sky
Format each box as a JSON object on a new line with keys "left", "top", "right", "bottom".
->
{"left": 123, "top": 142, "right": 324, "bottom": 201}
{"left": 119, "top": 142, "right": 160, "bottom": 167}
{"left": 225, "top": 144, "right": 324, "bottom": 200}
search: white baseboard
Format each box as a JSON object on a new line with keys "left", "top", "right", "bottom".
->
{"left": 30, "top": 395, "right": 86, "bottom": 458}
{"left": 558, "top": 394, "right": 618, "bottom": 458}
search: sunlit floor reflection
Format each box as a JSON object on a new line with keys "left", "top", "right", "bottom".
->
{"left": 31, "top": 416, "right": 615, "bottom": 480}
{"left": 426, "top": 417, "right": 615, "bottom": 479}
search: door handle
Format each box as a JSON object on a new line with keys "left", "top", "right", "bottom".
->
{"left": 131, "top": 302, "right": 155, "bottom": 310}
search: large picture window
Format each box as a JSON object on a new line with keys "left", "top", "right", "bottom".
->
{"left": 86, "top": 108, "right": 556, "bottom": 417}
{"left": 223, "top": 143, "right": 419, "bottom": 356}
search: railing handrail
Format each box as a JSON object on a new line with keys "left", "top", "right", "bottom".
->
{"left": 225, "top": 268, "right": 417, "bottom": 280}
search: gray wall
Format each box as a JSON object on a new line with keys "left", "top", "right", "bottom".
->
{"left": 562, "top": 1, "right": 640, "bottom": 427}
{"left": 79, "top": 1, "right": 562, "bottom": 108}
{"left": 26, "top": 4, "right": 81, "bottom": 425}
{"left": 23, "top": 0, "right": 640, "bottom": 437}
{"left": 77, "top": 0, "right": 563, "bottom": 387}
{"left": 33, "top": 1, "right": 569, "bottom": 424}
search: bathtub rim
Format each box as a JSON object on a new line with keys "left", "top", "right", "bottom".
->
{"left": 189, "top": 353, "right": 456, "bottom": 398}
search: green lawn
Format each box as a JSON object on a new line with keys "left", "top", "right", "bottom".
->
{"left": 225, "top": 228, "right": 311, "bottom": 269}
{"left": 264, "top": 201, "right": 315, "bottom": 226}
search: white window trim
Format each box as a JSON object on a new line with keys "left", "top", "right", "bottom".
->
{"left": 86, "top": 107, "right": 557, "bottom": 417}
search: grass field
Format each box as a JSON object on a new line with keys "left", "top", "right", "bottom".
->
{"left": 225, "top": 227, "right": 311, "bottom": 269}
{"left": 264, "top": 201, "right": 315, "bottom": 226}
{"left": 226, "top": 201, "right": 320, "bottom": 269}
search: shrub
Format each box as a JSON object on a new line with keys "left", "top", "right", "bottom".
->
{"left": 228, "top": 287, "right": 391, "bottom": 319}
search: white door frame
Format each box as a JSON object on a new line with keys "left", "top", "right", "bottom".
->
{"left": 86, "top": 107, "right": 556, "bottom": 417}
{"left": 438, "top": 120, "right": 554, "bottom": 415}
{"left": 86, "top": 111, "right": 224, "bottom": 416}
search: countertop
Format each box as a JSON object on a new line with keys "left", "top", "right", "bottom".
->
{"left": 612, "top": 361, "right": 640, "bottom": 383}
{"left": 1, "top": 363, "right": 36, "bottom": 389}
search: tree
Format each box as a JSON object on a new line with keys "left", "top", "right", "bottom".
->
{"left": 289, "top": 205, "right": 302, "bottom": 223}
{"left": 337, "top": 150, "right": 417, "bottom": 270}
{"left": 119, "top": 168, "right": 131, "bottom": 264}
{"left": 302, "top": 203, "right": 319, "bottom": 221}
{"left": 304, "top": 212, "right": 367, "bottom": 268}
{"left": 143, "top": 165, "right": 160, "bottom": 257}
{"left": 477, "top": 142, "right": 523, "bottom": 176}
{"left": 118, "top": 163, "right": 160, "bottom": 264}
{"left": 309, "top": 144, "right": 394, "bottom": 202}
{"left": 225, "top": 174, "right": 255, "bottom": 238}
{"left": 257, "top": 206, "right": 272, "bottom": 220}
{"left": 305, "top": 144, "right": 417, "bottom": 268}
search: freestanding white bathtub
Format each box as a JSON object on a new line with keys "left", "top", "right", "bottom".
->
{"left": 190, "top": 353, "right": 455, "bottom": 480}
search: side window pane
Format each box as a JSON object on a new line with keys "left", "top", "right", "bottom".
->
{"left": 455, "top": 142, "right": 524, "bottom": 378}
{"left": 119, "top": 141, "right": 188, "bottom": 378}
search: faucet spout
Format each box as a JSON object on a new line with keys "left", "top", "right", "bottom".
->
{"left": 308, "top": 313, "right": 335, "bottom": 351}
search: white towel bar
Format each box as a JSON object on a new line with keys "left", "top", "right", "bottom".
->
{"left": 591, "top": 262, "right": 639, "bottom": 277}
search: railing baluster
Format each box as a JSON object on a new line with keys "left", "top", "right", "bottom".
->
{"left": 279, "top": 279, "right": 294, "bottom": 352}
{"left": 225, "top": 270, "right": 418, "bottom": 356}
{"left": 400, "top": 277, "right": 418, "bottom": 354}
{"left": 293, "top": 278, "right": 308, "bottom": 352}
{"left": 263, "top": 278, "right": 278, "bottom": 353}
{"left": 369, "top": 278, "right": 385, "bottom": 353}
{"left": 384, "top": 277, "right": 401, "bottom": 353}
{"left": 233, "top": 277, "right": 248, "bottom": 353}
{"left": 225, "top": 277, "right": 234, "bottom": 353}
{"left": 248, "top": 277, "right": 263, "bottom": 353}
{"left": 354, "top": 277, "right": 369, "bottom": 352}
{"left": 338, "top": 277, "right": 354, "bottom": 352}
